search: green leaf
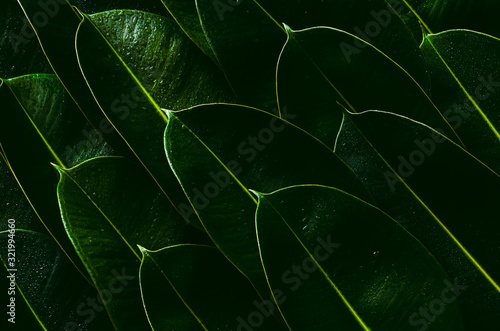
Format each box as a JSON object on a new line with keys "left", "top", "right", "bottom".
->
{"left": 335, "top": 110, "right": 500, "bottom": 328}
{"left": 88, "top": 10, "right": 234, "bottom": 110}
{"left": 15, "top": 0, "right": 127, "bottom": 153}
{"left": 0, "top": 152, "right": 46, "bottom": 234}
{"left": 75, "top": 9, "right": 235, "bottom": 229}
{"left": 255, "top": 185, "right": 464, "bottom": 330}
{"left": 56, "top": 156, "right": 210, "bottom": 330}
{"left": 140, "top": 244, "right": 286, "bottom": 330}
{"left": 0, "top": 230, "right": 114, "bottom": 330}
{"left": 159, "top": 0, "right": 217, "bottom": 63}
{"left": 0, "top": 75, "right": 113, "bottom": 280}
{"left": 254, "top": 0, "right": 430, "bottom": 90}
{"left": 420, "top": 30, "right": 500, "bottom": 173}
{"left": 195, "top": 0, "right": 286, "bottom": 111}
{"left": 164, "top": 103, "right": 372, "bottom": 294}
{"left": 277, "top": 26, "right": 459, "bottom": 148}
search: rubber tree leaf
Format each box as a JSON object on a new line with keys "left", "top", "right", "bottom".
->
{"left": 0, "top": 152, "right": 46, "bottom": 234}
{"left": 56, "top": 156, "right": 210, "bottom": 330}
{"left": 75, "top": 9, "right": 234, "bottom": 229}
{"left": 277, "top": 26, "right": 459, "bottom": 148}
{"left": 0, "top": 230, "right": 114, "bottom": 330}
{"left": 254, "top": 0, "right": 430, "bottom": 91}
{"left": 335, "top": 110, "right": 500, "bottom": 329}
{"left": 195, "top": 0, "right": 286, "bottom": 111}
{"left": 255, "top": 185, "right": 464, "bottom": 330}
{"left": 398, "top": 0, "right": 500, "bottom": 40}
{"left": 164, "top": 103, "right": 372, "bottom": 295}
{"left": 88, "top": 10, "right": 234, "bottom": 110}
{"left": 15, "top": 0, "right": 127, "bottom": 153}
{"left": 0, "top": 75, "right": 114, "bottom": 280}
{"left": 140, "top": 244, "right": 286, "bottom": 330}
{"left": 420, "top": 30, "right": 500, "bottom": 173}
{"left": 159, "top": 0, "right": 217, "bottom": 63}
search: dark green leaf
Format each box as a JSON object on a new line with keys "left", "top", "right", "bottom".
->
{"left": 195, "top": 0, "right": 286, "bottom": 111}
{"left": 420, "top": 30, "right": 500, "bottom": 173}
{"left": 0, "top": 230, "right": 114, "bottom": 330}
{"left": 56, "top": 156, "right": 210, "bottom": 330}
{"left": 140, "top": 244, "right": 286, "bottom": 330}
{"left": 15, "top": 0, "right": 127, "bottom": 153}
{"left": 159, "top": 0, "right": 217, "bottom": 63}
{"left": 165, "top": 103, "right": 372, "bottom": 294}
{"left": 255, "top": 185, "right": 464, "bottom": 330}
{"left": 0, "top": 75, "right": 113, "bottom": 279}
{"left": 336, "top": 110, "right": 500, "bottom": 328}
{"left": 277, "top": 26, "right": 459, "bottom": 147}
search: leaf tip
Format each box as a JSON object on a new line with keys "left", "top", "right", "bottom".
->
{"left": 249, "top": 189, "right": 264, "bottom": 199}
{"left": 138, "top": 245, "right": 149, "bottom": 256}
{"left": 283, "top": 23, "right": 293, "bottom": 35}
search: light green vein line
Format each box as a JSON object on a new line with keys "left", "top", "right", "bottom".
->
{"left": 76, "top": 9, "right": 167, "bottom": 122}
{"left": 171, "top": 114, "right": 258, "bottom": 204}
{"left": 259, "top": 196, "right": 371, "bottom": 330}
{"left": 400, "top": 0, "right": 433, "bottom": 34}
{"left": 426, "top": 37, "right": 500, "bottom": 141}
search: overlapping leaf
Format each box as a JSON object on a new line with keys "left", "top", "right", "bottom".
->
{"left": 0, "top": 230, "right": 114, "bottom": 330}
{"left": 56, "top": 156, "right": 210, "bottom": 330}
{"left": 277, "top": 26, "right": 459, "bottom": 148}
{"left": 164, "top": 103, "right": 372, "bottom": 295}
{"left": 0, "top": 74, "right": 113, "bottom": 279}
{"left": 335, "top": 110, "right": 500, "bottom": 328}
{"left": 255, "top": 185, "right": 464, "bottom": 330}
{"left": 420, "top": 30, "right": 500, "bottom": 173}
{"left": 140, "top": 244, "right": 285, "bottom": 330}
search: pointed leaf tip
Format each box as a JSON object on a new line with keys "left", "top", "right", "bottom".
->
{"left": 138, "top": 245, "right": 149, "bottom": 256}
{"left": 249, "top": 189, "right": 264, "bottom": 199}
{"left": 283, "top": 23, "right": 293, "bottom": 34}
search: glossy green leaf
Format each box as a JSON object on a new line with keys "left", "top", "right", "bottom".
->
{"left": 277, "top": 26, "right": 459, "bottom": 148}
{"left": 56, "top": 156, "right": 210, "bottom": 330}
{"left": 15, "top": 0, "right": 127, "bottom": 153}
{"left": 255, "top": 185, "right": 464, "bottom": 330}
{"left": 140, "top": 244, "right": 286, "bottom": 330}
{"left": 88, "top": 10, "right": 234, "bottom": 110}
{"left": 335, "top": 110, "right": 500, "bottom": 328}
{"left": 165, "top": 103, "right": 372, "bottom": 294}
{"left": 420, "top": 30, "right": 500, "bottom": 173}
{"left": 159, "top": 0, "right": 217, "bottom": 63}
{"left": 0, "top": 75, "right": 114, "bottom": 279}
{"left": 75, "top": 9, "right": 235, "bottom": 229}
{"left": 0, "top": 230, "right": 114, "bottom": 330}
